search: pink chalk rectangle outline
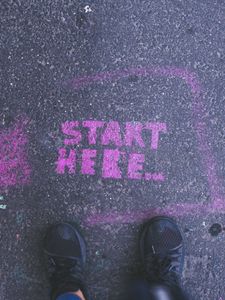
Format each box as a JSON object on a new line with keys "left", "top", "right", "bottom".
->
{"left": 69, "top": 66, "right": 225, "bottom": 225}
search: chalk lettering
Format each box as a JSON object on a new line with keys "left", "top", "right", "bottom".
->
{"left": 56, "top": 120, "right": 167, "bottom": 181}
{"left": 124, "top": 122, "right": 145, "bottom": 148}
{"left": 101, "top": 121, "right": 123, "bottom": 147}
{"left": 146, "top": 122, "right": 167, "bottom": 150}
{"left": 81, "top": 149, "right": 97, "bottom": 175}
{"left": 62, "top": 121, "right": 82, "bottom": 145}
{"left": 56, "top": 148, "right": 76, "bottom": 174}
{"left": 83, "top": 120, "right": 104, "bottom": 145}
{"left": 128, "top": 153, "right": 145, "bottom": 179}
{"left": 102, "top": 149, "right": 122, "bottom": 178}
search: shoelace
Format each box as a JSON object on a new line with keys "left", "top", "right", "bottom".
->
{"left": 145, "top": 254, "right": 180, "bottom": 286}
{"left": 48, "top": 257, "right": 84, "bottom": 285}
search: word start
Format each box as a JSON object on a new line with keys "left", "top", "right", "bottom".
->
{"left": 55, "top": 121, "right": 167, "bottom": 181}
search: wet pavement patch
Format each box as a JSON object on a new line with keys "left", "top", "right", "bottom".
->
{"left": 209, "top": 223, "right": 222, "bottom": 237}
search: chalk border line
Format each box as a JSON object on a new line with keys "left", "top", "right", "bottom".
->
{"left": 68, "top": 66, "right": 225, "bottom": 225}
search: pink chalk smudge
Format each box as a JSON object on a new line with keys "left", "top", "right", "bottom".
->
{"left": 0, "top": 118, "right": 31, "bottom": 188}
{"left": 68, "top": 66, "right": 225, "bottom": 225}
{"left": 85, "top": 201, "right": 225, "bottom": 226}
{"left": 145, "top": 173, "right": 165, "bottom": 181}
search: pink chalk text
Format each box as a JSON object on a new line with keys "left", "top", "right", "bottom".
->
{"left": 56, "top": 120, "right": 167, "bottom": 181}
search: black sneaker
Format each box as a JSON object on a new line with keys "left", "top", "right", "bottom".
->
{"left": 140, "top": 216, "right": 184, "bottom": 287}
{"left": 43, "top": 222, "right": 88, "bottom": 300}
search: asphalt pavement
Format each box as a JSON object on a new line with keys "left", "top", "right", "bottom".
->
{"left": 1, "top": 1, "right": 225, "bottom": 299}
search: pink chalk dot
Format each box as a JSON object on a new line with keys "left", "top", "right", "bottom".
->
{"left": 145, "top": 173, "right": 165, "bottom": 181}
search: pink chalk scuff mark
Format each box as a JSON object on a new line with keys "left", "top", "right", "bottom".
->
{"left": 85, "top": 202, "right": 225, "bottom": 226}
{"left": 68, "top": 66, "right": 225, "bottom": 225}
{"left": 0, "top": 118, "right": 31, "bottom": 188}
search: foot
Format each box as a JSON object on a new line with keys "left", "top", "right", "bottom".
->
{"left": 140, "top": 216, "right": 184, "bottom": 287}
{"left": 43, "top": 222, "right": 88, "bottom": 300}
